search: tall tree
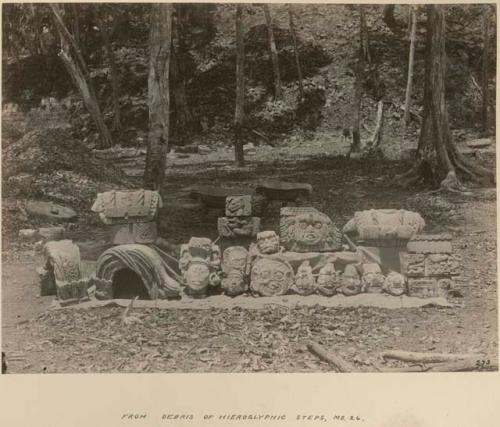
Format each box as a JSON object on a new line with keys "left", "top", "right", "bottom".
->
{"left": 144, "top": 4, "right": 172, "bottom": 191}
{"left": 234, "top": 5, "right": 245, "bottom": 166}
{"left": 481, "top": 4, "right": 490, "bottom": 134}
{"left": 288, "top": 4, "right": 303, "bottom": 101}
{"left": 262, "top": 4, "right": 282, "bottom": 99}
{"left": 50, "top": 3, "right": 113, "bottom": 149}
{"left": 402, "top": 5, "right": 417, "bottom": 136}
{"left": 400, "top": 5, "right": 493, "bottom": 189}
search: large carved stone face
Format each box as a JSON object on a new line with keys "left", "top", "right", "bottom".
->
{"left": 293, "top": 213, "right": 329, "bottom": 247}
{"left": 185, "top": 261, "right": 210, "bottom": 291}
{"left": 256, "top": 231, "right": 280, "bottom": 254}
{"left": 251, "top": 258, "right": 293, "bottom": 296}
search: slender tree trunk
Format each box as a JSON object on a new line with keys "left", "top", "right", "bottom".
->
{"left": 481, "top": 5, "right": 490, "bottom": 134}
{"left": 144, "top": 3, "right": 172, "bottom": 191}
{"left": 401, "top": 5, "right": 493, "bottom": 189}
{"left": 72, "top": 4, "right": 80, "bottom": 47}
{"left": 95, "top": 11, "right": 121, "bottom": 133}
{"left": 262, "top": 4, "right": 282, "bottom": 99}
{"left": 383, "top": 5, "right": 402, "bottom": 34}
{"left": 288, "top": 5, "right": 303, "bottom": 101}
{"left": 403, "top": 5, "right": 417, "bottom": 135}
{"left": 50, "top": 3, "right": 112, "bottom": 149}
{"left": 351, "top": 6, "right": 366, "bottom": 153}
{"left": 234, "top": 5, "right": 245, "bottom": 167}
{"left": 371, "top": 100, "right": 384, "bottom": 149}
{"left": 359, "top": 6, "right": 371, "bottom": 64}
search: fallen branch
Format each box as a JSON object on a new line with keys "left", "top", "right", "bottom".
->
{"left": 307, "top": 341, "right": 356, "bottom": 372}
{"left": 381, "top": 350, "right": 483, "bottom": 364}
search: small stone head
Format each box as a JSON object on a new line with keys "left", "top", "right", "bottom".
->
{"left": 185, "top": 258, "right": 210, "bottom": 292}
{"left": 222, "top": 269, "right": 247, "bottom": 296}
{"left": 222, "top": 246, "right": 248, "bottom": 273}
{"left": 317, "top": 262, "right": 339, "bottom": 295}
{"left": 361, "top": 263, "right": 385, "bottom": 292}
{"left": 341, "top": 265, "right": 361, "bottom": 296}
{"left": 294, "top": 260, "right": 315, "bottom": 295}
{"left": 383, "top": 271, "right": 407, "bottom": 296}
{"left": 256, "top": 231, "right": 280, "bottom": 254}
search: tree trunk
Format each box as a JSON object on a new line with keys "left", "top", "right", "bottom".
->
{"left": 95, "top": 10, "right": 121, "bottom": 133}
{"left": 402, "top": 5, "right": 417, "bottom": 135}
{"left": 383, "top": 5, "right": 402, "bottom": 34}
{"left": 144, "top": 3, "right": 172, "bottom": 191}
{"left": 351, "top": 6, "right": 366, "bottom": 153}
{"left": 359, "top": 5, "right": 371, "bottom": 64}
{"left": 288, "top": 5, "right": 303, "bottom": 101}
{"left": 481, "top": 5, "right": 490, "bottom": 134}
{"left": 50, "top": 3, "right": 113, "bottom": 149}
{"left": 234, "top": 5, "right": 245, "bottom": 167}
{"left": 262, "top": 4, "right": 282, "bottom": 99}
{"left": 401, "top": 5, "right": 494, "bottom": 189}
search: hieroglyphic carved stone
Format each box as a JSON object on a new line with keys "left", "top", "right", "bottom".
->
{"left": 383, "top": 272, "right": 407, "bottom": 296}
{"left": 400, "top": 253, "right": 425, "bottom": 277}
{"left": 250, "top": 257, "right": 294, "bottom": 296}
{"left": 218, "top": 217, "right": 260, "bottom": 237}
{"left": 361, "top": 263, "right": 385, "bottom": 293}
{"left": 425, "top": 253, "right": 461, "bottom": 276}
{"left": 256, "top": 231, "right": 280, "bottom": 255}
{"left": 279, "top": 207, "right": 342, "bottom": 252}
{"left": 225, "top": 195, "right": 253, "bottom": 217}
{"left": 316, "top": 262, "right": 341, "bottom": 296}
{"left": 340, "top": 265, "right": 362, "bottom": 296}
{"left": 42, "top": 240, "right": 82, "bottom": 294}
{"left": 437, "top": 278, "right": 455, "bottom": 298}
{"left": 406, "top": 234, "right": 453, "bottom": 254}
{"left": 407, "top": 278, "right": 438, "bottom": 298}
{"left": 292, "top": 261, "right": 316, "bottom": 296}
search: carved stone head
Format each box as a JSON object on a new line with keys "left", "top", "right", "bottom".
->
{"left": 280, "top": 207, "right": 342, "bottom": 252}
{"left": 316, "top": 262, "right": 340, "bottom": 296}
{"left": 340, "top": 264, "right": 361, "bottom": 296}
{"left": 185, "top": 258, "right": 210, "bottom": 294}
{"left": 250, "top": 257, "right": 294, "bottom": 296}
{"left": 383, "top": 271, "right": 407, "bottom": 296}
{"left": 225, "top": 195, "right": 252, "bottom": 217}
{"left": 222, "top": 246, "right": 248, "bottom": 274}
{"left": 222, "top": 269, "right": 247, "bottom": 296}
{"left": 256, "top": 231, "right": 280, "bottom": 254}
{"left": 293, "top": 260, "right": 316, "bottom": 295}
{"left": 361, "top": 263, "right": 385, "bottom": 293}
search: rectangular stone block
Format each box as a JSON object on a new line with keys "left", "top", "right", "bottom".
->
{"left": 407, "top": 234, "right": 453, "bottom": 254}
{"left": 400, "top": 253, "right": 425, "bottom": 277}
{"left": 225, "top": 195, "right": 253, "bottom": 217}
{"left": 407, "top": 278, "right": 438, "bottom": 298}
{"left": 56, "top": 279, "right": 89, "bottom": 304}
{"left": 218, "top": 217, "right": 260, "bottom": 238}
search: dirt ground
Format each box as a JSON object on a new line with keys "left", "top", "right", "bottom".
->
{"left": 1, "top": 144, "right": 497, "bottom": 374}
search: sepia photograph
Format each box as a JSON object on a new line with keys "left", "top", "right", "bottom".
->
{"left": 1, "top": 2, "right": 497, "bottom": 376}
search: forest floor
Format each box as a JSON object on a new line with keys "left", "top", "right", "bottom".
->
{"left": 1, "top": 139, "right": 497, "bottom": 373}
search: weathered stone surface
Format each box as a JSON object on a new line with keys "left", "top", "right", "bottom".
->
{"left": 292, "top": 261, "right": 316, "bottom": 296}
{"left": 383, "top": 272, "right": 407, "bottom": 296}
{"left": 466, "top": 138, "right": 492, "bottom": 149}
{"left": 437, "top": 278, "right": 455, "bottom": 297}
{"left": 26, "top": 200, "right": 77, "bottom": 222}
{"left": 407, "top": 278, "right": 438, "bottom": 298}
{"left": 187, "top": 237, "right": 214, "bottom": 258}
{"left": 19, "top": 229, "right": 38, "bottom": 242}
{"left": 184, "top": 258, "right": 212, "bottom": 298}
{"left": 361, "top": 263, "right": 385, "bottom": 293}
{"left": 406, "top": 234, "right": 453, "bottom": 254}
{"left": 400, "top": 253, "right": 425, "bottom": 277}
{"left": 222, "top": 246, "right": 248, "bottom": 274}
{"left": 340, "top": 265, "right": 362, "bottom": 296}
{"left": 56, "top": 278, "right": 89, "bottom": 303}
{"left": 38, "top": 226, "right": 65, "bottom": 241}
{"left": 222, "top": 270, "right": 248, "bottom": 297}
{"left": 188, "top": 185, "right": 253, "bottom": 210}
{"left": 280, "top": 207, "right": 342, "bottom": 252}
{"left": 256, "top": 230, "right": 280, "bottom": 255}
{"left": 218, "top": 216, "right": 260, "bottom": 237}
{"left": 225, "top": 195, "right": 253, "bottom": 217}
{"left": 316, "top": 262, "right": 341, "bottom": 296}
{"left": 255, "top": 180, "right": 313, "bottom": 202}
{"left": 343, "top": 209, "right": 425, "bottom": 246}
{"left": 97, "top": 244, "right": 182, "bottom": 299}
{"left": 91, "top": 276, "right": 113, "bottom": 300}
{"left": 250, "top": 257, "right": 294, "bottom": 296}
{"left": 44, "top": 240, "right": 82, "bottom": 284}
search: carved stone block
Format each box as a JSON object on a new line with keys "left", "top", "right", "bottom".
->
{"left": 406, "top": 234, "right": 453, "bottom": 254}
{"left": 222, "top": 270, "right": 248, "bottom": 297}
{"left": 225, "top": 195, "right": 253, "bottom": 217}
{"left": 256, "top": 231, "right": 280, "bottom": 255}
{"left": 279, "top": 207, "right": 342, "bottom": 252}
{"left": 292, "top": 261, "right": 316, "bottom": 296}
{"left": 316, "top": 262, "right": 341, "bottom": 296}
{"left": 91, "top": 277, "right": 113, "bottom": 300}
{"left": 407, "top": 278, "right": 438, "bottom": 298}
{"left": 383, "top": 272, "right": 407, "bottom": 296}
{"left": 437, "top": 278, "right": 455, "bottom": 297}
{"left": 222, "top": 246, "right": 248, "bottom": 274}
{"left": 250, "top": 257, "right": 294, "bottom": 296}
{"left": 218, "top": 217, "right": 260, "bottom": 237}
{"left": 425, "top": 254, "right": 452, "bottom": 276}
{"left": 184, "top": 258, "right": 212, "bottom": 298}
{"left": 400, "top": 253, "right": 425, "bottom": 277}
{"left": 361, "top": 263, "right": 385, "bottom": 293}
{"left": 56, "top": 278, "right": 89, "bottom": 303}
{"left": 340, "top": 265, "right": 362, "bottom": 296}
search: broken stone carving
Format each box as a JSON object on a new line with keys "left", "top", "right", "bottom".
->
{"left": 217, "top": 216, "right": 261, "bottom": 238}
{"left": 279, "top": 207, "right": 342, "bottom": 252}
{"left": 178, "top": 238, "right": 221, "bottom": 297}
{"left": 292, "top": 260, "right": 316, "bottom": 296}
{"left": 221, "top": 246, "right": 248, "bottom": 296}
{"left": 340, "top": 265, "right": 362, "bottom": 296}
{"left": 361, "top": 263, "right": 385, "bottom": 293}
{"left": 91, "top": 189, "right": 162, "bottom": 245}
{"left": 250, "top": 257, "right": 294, "bottom": 296}
{"left": 97, "top": 244, "right": 181, "bottom": 299}
{"left": 316, "top": 262, "right": 341, "bottom": 296}
{"left": 343, "top": 209, "right": 425, "bottom": 247}
{"left": 383, "top": 271, "right": 407, "bottom": 296}
{"left": 401, "top": 234, "right": 460, "bottom": 298}
{"left": 37, "top": 240, "right": 87, "bottom": 303}
{"left": 225, "top": 195, "right": 253, "bottom": 217}
{"left": 256, "top": 230, "right": 281, "bottom": 255}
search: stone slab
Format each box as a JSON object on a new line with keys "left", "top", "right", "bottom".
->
{"left": 26, "top": 201, "right": 77, "bottom": 222}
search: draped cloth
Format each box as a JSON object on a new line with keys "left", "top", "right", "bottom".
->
{"left": 96, "top": 244, "right": 181, "bottom": 299}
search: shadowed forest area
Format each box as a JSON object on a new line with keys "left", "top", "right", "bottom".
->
{"left": 1, "top": 4, "right": 497, "bottom": 374}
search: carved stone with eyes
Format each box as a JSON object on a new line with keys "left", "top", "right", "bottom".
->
{"left": 184, "top": 258, "right": 211, "bottom": 297}
{"left": 250, "top": 257, "right": 294, "bottom": 296}
{"left": 280, "top": 207, "right": 342, "bottom": 252}
{"left": 256, "top": 231, "right": 280, "bottom": 255}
